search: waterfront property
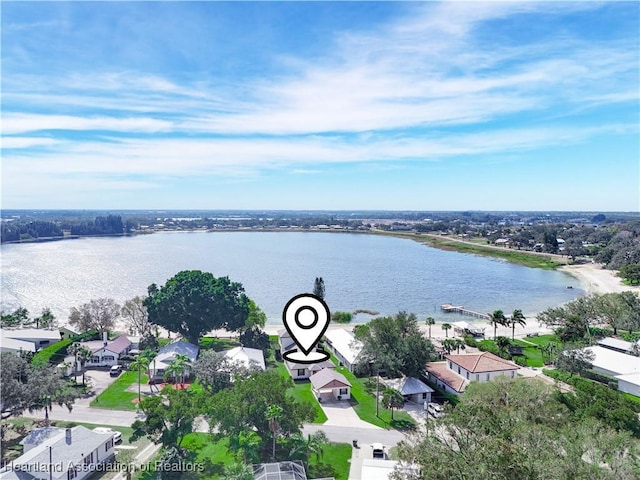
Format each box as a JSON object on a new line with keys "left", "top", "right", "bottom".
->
{"left": 0, "top": 328, "right": 62, "bottom": 350}
{"left": 382, "top": 376, "right": 434, "bottom": 405}
{"left": 285, "top": 358, "right": 334, "bottom": 380}
{"left": 81, "top": 334, "right": 132, "bottom": 367}
{"left": 222, "top": 345, "right": 266, "bottom": 371}
{"left": 324, "top": 329, "right": 362, "bottom": 372}
{"left": 309, "top": 368, "right": 351, "bottom": 402}
{"left": 580, "top": 345, "right": 640, "bottom": 397}
{"left": 0, "top": 426, "right": 115, "bottom": 480}
{"left": 277, "top": 328, "right": 296, "bottom": 353}
{"left": 426, "top": 352, "right": 520, "bottom": 396}
{"left": 596, "top": 337, "right": 639, "bottom": 355}
{"left": 148, "top": 338, "right": 200, "bottom": 382}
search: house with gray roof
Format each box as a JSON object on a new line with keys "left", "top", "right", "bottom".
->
{"left": 148, "top": 339, "right": 200, "bottom": 382}
{"left": 0, "top": 425, "right": 115, "bottom": 480}
{"left": 85, "top": 334, "right": 132, "bottom": 367}
{"left": 383, "top": 376, "right": 434, "bottom": 405}
{"left": 309, "top": 368, "right": 351, "bottom": 402}
{"left": 285, "top": 359, "right": 334, "bottom": 380}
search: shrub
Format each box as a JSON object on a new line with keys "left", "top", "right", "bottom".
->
{"left": 31, "top": 338, "right": 73, "bottom": 367}
{"left": 331, "top": 311, "right": 353, "bottom": 323}
{"left": 463, "top": 335, "right": 478, "bottom": 347}
{"left": 514, "top": 356, "right": 528, "bottom": 367}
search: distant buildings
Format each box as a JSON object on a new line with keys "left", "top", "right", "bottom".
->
{"left": 0, "top": 328, "right": 61, "bottom": 352}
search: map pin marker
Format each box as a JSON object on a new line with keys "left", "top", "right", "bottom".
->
{"left": 282, "top": 293, "right": 331, "bottom": 364}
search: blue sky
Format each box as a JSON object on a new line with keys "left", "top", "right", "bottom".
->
{"left": 2, "top": 1, "right": 638, "bottom": 211}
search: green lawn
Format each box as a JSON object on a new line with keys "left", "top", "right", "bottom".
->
{"left": 199, "top": 336, "right": 241, "bottom": 351}
{"left": 181, "top": 432, "right": 351, "bottom": 480}
{"left": 521, "top": 334, "right": 561, "bottom": 347}
{"left": 90, "top": 370, "right": 148, "bottom": 410}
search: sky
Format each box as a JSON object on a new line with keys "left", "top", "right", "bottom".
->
{"left": 1, "top": 1, "right": 639, "bottom": 211}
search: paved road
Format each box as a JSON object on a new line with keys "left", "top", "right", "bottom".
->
{"left": 302, "top": 424, "right": 405, "bottom": 446}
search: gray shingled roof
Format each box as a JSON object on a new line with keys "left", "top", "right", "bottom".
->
{"left": 19, "top": 426, "right": 64, "bottom": 447}
{"left": 8, "top": 426, "right": 113, "bottom": 480}
{"left": 309, "top": 368, "right": 351, "bottom": 390}
{"left": 384, "top": 376, "right": 434, "bottom": 396}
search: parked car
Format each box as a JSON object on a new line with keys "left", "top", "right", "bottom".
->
{"left": 109, "top": 365, "right": 123, "bottom": 377}
{"left": 93, "top": 427, "right": 122, "bottom": 443}
{"left": 372, "top": 443, "right": 386, "bottom": 459}
{"left": 427, "top": 402, "right": 444, "bottom": 418}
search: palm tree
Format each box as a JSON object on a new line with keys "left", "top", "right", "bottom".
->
{"left": 425, "top": 317, "right": 436, "bottom": 339}
{"left": 222, "top": 463, "right": 254, "bottom": 480}
{"left": 495, "top": 336, "right": 511, "bottom": 356}
{"left": 129, "top": 355, "right": 151, "bottom": 403}
{"left": 288, "top": 431, "right": 328, "bottom": 464}
{"left": 235, "top": 430, "right": 261, "bottom": 464}
{"left": 266, "top": 404, "right": 283, "bottom": 461}
{"left": 509, "top": 309, "right": 527, "bottom": 340}
{"left": 442, "top": 338, "right": 456, "bottom": 354}
{"left": 488, "top": 310, "right": 507, "bottom": 340}
{"left": 173, "top": 353, "right": 192, "bottom": 385}
{"left": 76, "top": 348, "right": 93, "bottom": 386}
{"left": 442, "top": 323, "right": 452, "bottom": 338}
{"left": 164, "top": 361, "right": 183, "bottom": 386}
{"left": 381, "top": 387, "right": 404, "bottom": 421}
{"left": 67, "top": 342, "right": 84, "bottom": 382}
{"left": 453, "top": 338, "right": 466, "bottom": 354}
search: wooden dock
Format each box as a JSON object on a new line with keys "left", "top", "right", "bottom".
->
{"left": 440, "top": 304, "right": 490, "bottom": 320}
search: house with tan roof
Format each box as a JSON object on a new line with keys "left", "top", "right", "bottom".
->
{"left": 285, "top": 358, "right": 335, "bottom": 380}
{"left": 426, "top": 352, "right": 519, "bottom": 396}
{"left": 309, "top": 368, "right": 351, "bottom": 402}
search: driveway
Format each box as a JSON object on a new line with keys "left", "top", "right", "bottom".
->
{"left": 73, "top": 369, "right": 118, "bottom": 406}
{"left": 319, "top": 401, "right": 382, "bottom": 429}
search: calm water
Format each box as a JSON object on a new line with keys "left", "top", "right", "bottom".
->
{"left": 0, "top": 232, "right": 584, "bottom": 324}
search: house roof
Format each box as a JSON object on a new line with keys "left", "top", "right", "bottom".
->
{"left": 277, "top": 328, "right": 291, "bottom": 339}
{"left": 597, "top": 337, "right": 634, "bottom": 352}
{"left": 426, "top": 361, "right": 468, "bottom": 393}
{"left": 452, "top": 321, "right": 485, "bottom": 333}
{"left": 324, "top": 328, "right": 362, "bottom": 364}
{"left": 361, "top": 459, "right": 419, "bottom": 480}
{"left": 0, "top": 328, "right": 61, "bottom": 341}
{"left": 0, "top": 337, "right": 36, "bottom": 353}
{"left": 7, "top": 426, "right": 113, "bottom": 480}
{"left": 309, "top": 367, "right": 351, "bottom": 390}
{"left": 223, "top": 346, "right": 266, "bottom": 370}
{"left": 156, "top": 339, "right": 200, "bottom": 362}
{"left": 583, "top": 346, "right": 640, "bottom": 376}
{"left": 253, "top": 461, "right": 307, "bottom": 480}
{"left": 615, "top": 372, "right": 640, "bottom": 387}
{"left": 446, "top": 352, "right": 519, "bottom": 373}
{"left": 383, "top": 376, "right": 434, "bottom": 396}
{"left": 91, "top": 334, "right": 131, "bottom": 354}
{"left": 285, "top": 359, "right": 334, "bottom": 372}
{"left": 19, "top": 426, "right": 64, "bottom": 447}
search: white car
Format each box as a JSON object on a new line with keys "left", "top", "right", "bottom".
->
{"left": 427, "top": 402, "right": 445, "bottom": 418}
{"left": 93, "top": 427, "right": 122, "bottom": 443}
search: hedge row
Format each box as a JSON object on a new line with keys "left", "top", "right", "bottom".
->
{"left": 31, "top": 338, "right": 73, "bottom": 367}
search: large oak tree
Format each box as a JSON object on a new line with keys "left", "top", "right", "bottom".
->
{"left": 144, "top": 270, "right": 250, "bottom": 344}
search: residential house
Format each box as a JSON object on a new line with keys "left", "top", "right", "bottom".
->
{"left": 596, "top": 337, "right": 639, "bottom": 355}
{"left": 581, "top": 346, "right": 640, "bottom": 397}
{"left": 383, "top": 376, "right": 434, "bottom": 405}
{"left": 0, "top": 328, "right": 62, "bottom": 350}
{"left": 309, "top": 368, "right": 351, "bottom": 402}
{"left": 285, "top": 359, "right": 334, "bottom": 380}
{"left": 426, "top": 352, "right": 520, "bottom": 396}
{"left": 0, "top": 426, "right": 115, "bottom": 480}
{"left": 148, "top": 339, "right": 200, "bottom": 383}
{"left": 222, "top": 346, "right": 266, "bottom": 371}
{"left": 84, "top": 334, "right": 132, "bottom": 367}
{"left": 0, "top": 336, "right": 36, "bottom": 355}
{"left": 323, "top": 329, "right": 362, "bottom": 372}
{"left": 277, "top": 328, "right": 296, "bottom": 354}
{"left": 59, "top": 326, "right": 80, "bottom": 341}
{"left": 360, "top": 459, "right": 419, "bottom": 480}
{"left": 452, "top": 321, "right": 485, "bottom": 338}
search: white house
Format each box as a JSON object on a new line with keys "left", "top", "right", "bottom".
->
{"left": 582, "top": 346, "right": 640, "bottom": 378}
{"left": 360, "top": 459, "right": 420, "bottom": 480}
{"left": 84, "top": 335, "right": 132, "bottom": 367}
{"left": 148, "top": 339, "right": 200, "bottom": 382}
{"left": 284, "top": 359, "right": 334, "bottom": 380}
{"left": 596, "top": 337, "right": 638, "bottom": 355}
{"left": 0, "top": 328, "right": 62, "bottom": 350}
{"left": 324, "top": 329, "right": 362, "bottom": 372}
{"left": 0, "top": 336, "right": 36, "bottom": 355}
{"left": 222, "top": 346, "right": 266, "bottom": 371}
{"left": 59, "top": 326, "right": 79, "bottom": 341}
{"left": 383, "top": 376, "right": 434, "bottom": 405}
{"left": 0, "top": 426, "right": 115, "bottom": 480}
{"left": 615, "top": 373, "right": 640, "bottom": 397}
{"left": 309, "top": 367, "right": 351, "bottom": 402}
{"left": 277, "top": 329, "right": 296, "bottom": 354}
{"left": 426, "top": 352, "right": 520, "bottom": 396}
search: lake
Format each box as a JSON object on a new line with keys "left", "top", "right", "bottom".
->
{"left": 0, "top": 231, "right": 584, "bottom": 324}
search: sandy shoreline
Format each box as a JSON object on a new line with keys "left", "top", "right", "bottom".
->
{"left": 559, "top": 263, "right": 638, "bottom": 295}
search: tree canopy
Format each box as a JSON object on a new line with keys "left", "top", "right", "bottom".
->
{"left": 393, "top": 378, "right": 638, "bottom": 480}
{"left": 354, "top": 311, "right": 436, "bottom": 378}
{"left": 68, "top": 298, "right": 120, "bottom": 333}
{"left": 144, "top": 270, "right": 251, "bottom": 344}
